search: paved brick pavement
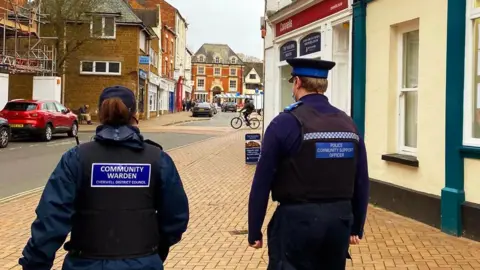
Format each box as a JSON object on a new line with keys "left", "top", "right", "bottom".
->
{"left": 79, "top": 111, "right": 207, "bottom": 132}
{"left": 1, "top": 130, "right": 480, "bottom": 269}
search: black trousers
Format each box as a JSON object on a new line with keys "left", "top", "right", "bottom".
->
{"left": 267, "top": 201, "right": 353, "bottom": 270}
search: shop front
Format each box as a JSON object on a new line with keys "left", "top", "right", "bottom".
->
{"left": 148, "top": 72, "right": 161, "bottom": 118}
{"left": 159, "top": 79, "right": 169, "bottom": 114}
{"left": 263, "top": 0, "right": 352, "bottom": 128}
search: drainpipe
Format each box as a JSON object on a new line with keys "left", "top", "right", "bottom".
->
{"left": 441, "top": 0, "right": 467, "bottom": 237}
{"left": 351, "top": 0, "right": 367, "bottom": 138}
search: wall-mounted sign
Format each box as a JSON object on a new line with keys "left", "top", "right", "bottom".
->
{"left": 139, "top": 69, "right": 147, "bottom": 80}
{"left": 275, "top": 0, "right": 348, "bottom": 37}
{"left": 139, "top": 56, "right": 150, "bottom": 65}
{"left": 300, "top": 32, "right": 321, "bottom": 56}
{"left": 280, "top": 41, "right": 297, "bottom": 61}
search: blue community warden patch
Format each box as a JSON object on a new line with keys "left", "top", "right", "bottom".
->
{"left": 91, "top": 163, "right": 151, "bottom": 188}
{"left": 315, "top": 142, "right": 355, "bottom": 159}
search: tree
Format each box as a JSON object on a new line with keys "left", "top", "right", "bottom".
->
{"left": 36, "top": 0, "right": 101, "bottom": 74}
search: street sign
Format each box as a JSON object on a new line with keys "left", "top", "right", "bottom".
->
{"left": 139, "top": 56, "right": 150, "bottom": 65}
{"left": 245, "top": 133, "right": 261, "bottom": 164}
{"left": 255, "top": 88, "right": 259, "bottom": 94}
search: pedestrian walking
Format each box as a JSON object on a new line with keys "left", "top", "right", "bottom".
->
{"left": 247, "top": 58, "right": 369, "bottom": 269}
{"left": 19, "top": 85, "right": 189, "bottom": 270}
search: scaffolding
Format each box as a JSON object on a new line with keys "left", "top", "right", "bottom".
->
{"left": 0, "top": 0, "right": 56, "bottom": 75}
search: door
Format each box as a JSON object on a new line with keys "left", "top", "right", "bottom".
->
{"left": 54, "top": 102, "right": 70, "bottom": 130}
{"left": 45, "top": 102, "right": 61, "bottom": 129}
{"left": 332, "top": 22, "right": 351, "bottom": 115}
{"left": 169, "top": 92, "right": 174, "bottom": 112}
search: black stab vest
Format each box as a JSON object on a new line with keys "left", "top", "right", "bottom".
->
{"left": 271, "top": 104, "right": 359, "bottom": 203}
{"left": 65, "top": 141, "right": 162, "bottom": 259}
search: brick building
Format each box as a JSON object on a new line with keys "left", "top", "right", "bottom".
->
{"left": 62, "top": 0, "right": 160, "bottom": 120}
{"left": 191, "top": 44, "right": 244, "bottom": 103}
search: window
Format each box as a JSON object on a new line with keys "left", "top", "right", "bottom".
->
{"left": 466, "top": 2, "right": 480, "bottom": 144}
{"left": 230, "top": 68, "right": 237, "bottom": 76}
{"left": 197, "top": 78, "right": 205, "bottom": 89}
{"left": 197, "top": 66, "right": 205, "bottom": 75}
{"left": 194, "top": 93, "right": 207, "bottom": 102}
{"left": 80, "top": 61, "right": 121, "bottom": 75}
{"left": 198, "top": 56, "right": 204, "bottom": 62}
{"left": 249, "top": 74, "right": 256, "bottom": 80}
{"left": 149, "top": 92, "right": 157, "bottom": 112}
{"left": 231, "top": 57, "right": 237, "bottom": 64}
{"left": 91, "top": 16, "right": 115, "bottom": 38}
{"left": 229, "top": 79, "right": 237, "bottom": 91}
{"left": 215, "top": 57, "right": 220, "bottom": 63}
{"left": 214, "top": 67, "right": 221, "bottom": 76}
{"left": 398, "top": 28, "right": 419, "bottom": 153}
{"left": 54, "top": 102, "right": 66, "bottom": 112}
{"left": 46, "top": 102, "right": 57, "bottom": 112}
{"left": 140, "top": 32, "right": 147, "bottom": 51}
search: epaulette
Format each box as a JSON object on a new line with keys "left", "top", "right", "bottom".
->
{"left": 283, "top": 101, "right": 303, "bottom": 112}
{"left": 144, "top": 139, "right": 163, "bottom": 150}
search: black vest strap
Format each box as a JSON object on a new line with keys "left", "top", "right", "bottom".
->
{"left": 272, "top": 104, "right": 359, "bottom": 203}
{"left": 65, "top": 141, "right": 163, "bottom": 259}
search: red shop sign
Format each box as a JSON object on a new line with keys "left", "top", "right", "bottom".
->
{"left": 275, "top": 0, "right": 348, "bottom": 37}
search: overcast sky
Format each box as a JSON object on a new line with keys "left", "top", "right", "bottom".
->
{"left": 166, "top": 0, "right": 264, "bottom": 59}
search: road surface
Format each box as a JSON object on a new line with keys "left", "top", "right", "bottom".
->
{"left": 0, "top": 131, "right": 214, "bottom": 199}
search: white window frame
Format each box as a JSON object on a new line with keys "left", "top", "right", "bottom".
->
{"left": 198, "top": 55, "right": 205, "bottom": 62}
{"left": 149, "top": 91, "right": 157, "bottom": 112}
{"left": 249, "top": 73, "right": 256, "bottom": 80}
{"left": 230, "top": 67, "right": 237, "bottom": 76}
{"left": 197, "top": 65, "right": 205, "bottom": 75}
{"left": 196, "top": 77, "right": 205, "bottom": 90}
{"left": 229, "top": 79, "right": 237, "bottom": 91}
{"left": 397, "top": 22, "right": 419, "bottom": 155}
{"left": 231, "top": 57, "right": 237, "bottom": 64}
{"left": 464, "top": 1, "right": 480, "bottom": 146}
{"left": 214, "top": 67, "right": 221, "bottom": 76}
{"left": 195, "top": 93, "right": 207, "bottom": 102}
{"left": 215, "top": 57, "right": 221, "bottom": 63}
{"left": 80, "top": 61, "right": 121, "bottom": 75}
{"left": 90, "top": 16, "right": 116, "bottom": 39}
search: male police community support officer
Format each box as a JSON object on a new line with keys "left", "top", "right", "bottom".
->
{"left": 247, "top": 58, "right": 370, "bottom": 269}
{"left": 19, "top": 86, "right": 189, "bottom": 270}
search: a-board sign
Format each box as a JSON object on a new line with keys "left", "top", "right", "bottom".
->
{"left": 245, "top": 133, "right": 261, "bottom": 164}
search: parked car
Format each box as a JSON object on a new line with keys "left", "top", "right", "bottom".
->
{"left": 210, "top": 103, "right": 218, "bottom": 114}
{"left": 0, "top": 99, "right": 78, "bottom": 141}
{"left": 192, "top": 102, "right": 213, "bottom": 117}
{"left": 222, "top": 102, "right": 237, "bottom": 112}
{"left": 0, "top": 117, "right": 10, "bottom": 148}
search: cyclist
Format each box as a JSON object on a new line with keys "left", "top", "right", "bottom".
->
{"left": 240, "top": 98, "right": 255, "bottom": 126}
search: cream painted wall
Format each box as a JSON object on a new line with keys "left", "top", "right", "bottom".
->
{"left": 465, "top": 159, "right": 480, "bottom": 204}
{"left": 365, "top": 0, "right": 447, "bottom": 196}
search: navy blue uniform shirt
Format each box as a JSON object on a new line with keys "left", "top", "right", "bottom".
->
{"left": 247, "top": 94, "right": 369, "bottom": 243}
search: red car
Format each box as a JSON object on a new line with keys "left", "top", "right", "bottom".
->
{"left": 0, "top": 99, "right": 78, "bottom": 141}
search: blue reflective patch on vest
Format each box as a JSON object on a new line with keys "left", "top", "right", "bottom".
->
{"left": 315, "top": 142, "right": 355, "bottom": 159}
{"left": 284, "top": 101, "right": 303, "bottom": 112}
{"left": 91, "top": 163, "right": 151, "bottom": 187}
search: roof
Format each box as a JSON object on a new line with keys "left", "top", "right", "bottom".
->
{"left": 192, "top": 44, "right": 244, "bottom": 65}
{"left": 92, "top": 0, "right": 143, "bottom": 24}
{"left": 243, "top": 62, "right": 264, "bottom": 82}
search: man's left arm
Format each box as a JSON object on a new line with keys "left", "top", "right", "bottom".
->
{"left": 351, "top": 137, "right": 370, "bottom": 238}
{"left": 19, "top": 148, "right": 80, "bottom": 270}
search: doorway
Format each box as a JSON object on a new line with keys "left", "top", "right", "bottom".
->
{"left": 332, "top": 22, "right": 351, "bottom": 115}
{"left": 212, "top": 86, "right": 222, "bottom": 106}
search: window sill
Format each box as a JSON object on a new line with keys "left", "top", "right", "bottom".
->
{"left": 80, "top": 73, "right": 121, "bottom": 76}
{"left": 381, "top": 153, "right": 419, "bottom": 167}
{"left": 460, "top": 146, "right": 480, "bottom": 159}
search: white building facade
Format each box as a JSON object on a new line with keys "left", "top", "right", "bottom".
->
{"left": 174, "top": 12, "right": 191, "bottom": 101}
{"left": 184, "top": 48, "right": 193, "bottom": 99}
{"left": 263, "top": 0, "right": 353, "bottom": 128}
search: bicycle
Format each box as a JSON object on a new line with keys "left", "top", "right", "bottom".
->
{"left": 230, "top": 112, "right": 261, "bottom": 129}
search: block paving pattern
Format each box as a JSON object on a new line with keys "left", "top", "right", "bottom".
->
{"left": 0, "top": 130, "right": 480, "bottom": 269}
